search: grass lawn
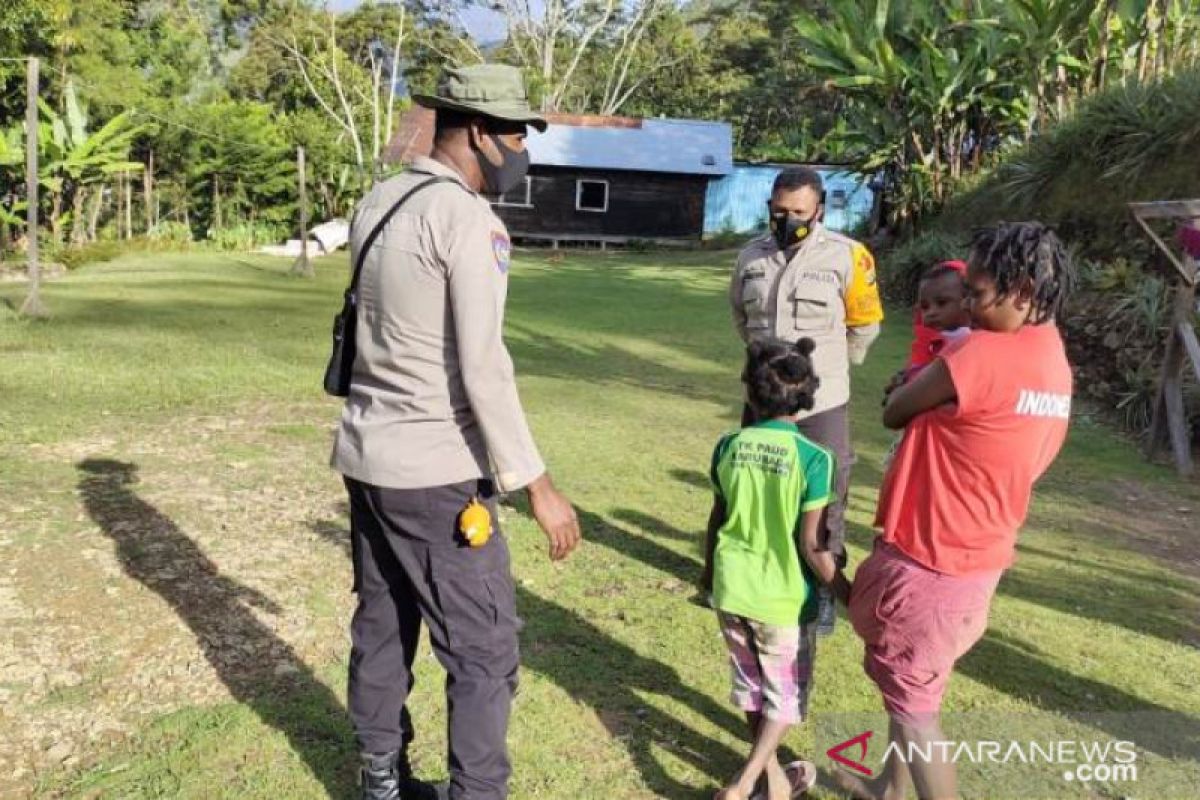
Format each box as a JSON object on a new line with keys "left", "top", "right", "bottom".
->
{"left": 1, "top": 249, "right": 1198, "bottom": 799}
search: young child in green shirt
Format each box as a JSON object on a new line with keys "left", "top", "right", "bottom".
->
{"left": 701, "top": 337, "right": 853, "bottom": 800}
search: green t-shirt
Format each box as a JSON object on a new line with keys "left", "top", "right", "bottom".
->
{"left": 710, "top": 419, "right": 834, "bottom": 626}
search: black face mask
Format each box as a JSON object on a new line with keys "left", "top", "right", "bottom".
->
{"left": 476, "top": 134, "right": 530, "bottom": 196}
{"left": 769, "top": 212, "right": 817, "bottom": 252}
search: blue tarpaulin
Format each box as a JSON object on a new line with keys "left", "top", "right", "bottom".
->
{"left": 704, "top": 164, "right": 875, "bottom": 237}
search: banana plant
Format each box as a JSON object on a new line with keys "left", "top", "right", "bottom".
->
{"left": 0, "top": 125, "right": 27, "bottom": 244}
{"left": 37, "top": 81, "right": 144, "bottom": 243}
{"left": 0, "top": 124, "right": 21, "bottom": 167}
{"left": 792, "top": 0, "right": 1018, "bottom": 227}
{"left": 996, "top": 0, "right": 1098, "bottom": 136}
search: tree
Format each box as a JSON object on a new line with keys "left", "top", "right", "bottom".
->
{"left": 588, "top": 6, "right": 706, "bottom": 117}
{"left": 0, "top": 1, "right": 51, "bottom": 123}
{"left": 262, "top": 3, "right": 409, "bottom": 176}
{"left": 614, "top": 1, "right": 844, "bottom": 159}
{"left": 0, "top": 124, "right": 26, "bottom": 251}
{"left": 474, "top": 0, "right": 672, "bottom": 113}
{"left": 132, "top": 1, "right": 222, "bottom": 103}
{"left": 287, "top": 107, "right": 365, "bottom": 221}
{"left": 32, "top": 1, "right": 148, "bottom": 118}
{"left": 152, "top": 99, "right": 294, "bottom": 237}
{"left": 792, "top": 0, "right": 1021, "bottom": 228}
{"left": 996, "top": 0, "right": 1095, "bottom": 137}
{"left": 37, "top": 81, "right": 144, "bottom": 245}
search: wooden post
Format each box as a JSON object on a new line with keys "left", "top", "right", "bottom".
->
{"left": 119, "top": 173, "right": 126, "bottom": 239}
{"left": 20, "top": 56, "right": 45, "bottom": 318}
{"left": 1147, "top": 282, "right": 1197, "bottom": 476}
{"left": 1132, "top": 200, "right": 1200, "bottom": 476}
{"left": 87, "top": 183, "right": 103, "bottom": 241}
{"left": 124, "top": 170, "right": 132, "bottom": 239}
{"left": 213, "top": 173, "right": 221, "bottom": 232}
{"left": 144, "top": 150, "right": 153, "bottom": 234}
{"left": 113, "top": 173, "right": 121, "bottom": 239}
{"left": 291, "top": 146, "right": 313, "bottom": 278}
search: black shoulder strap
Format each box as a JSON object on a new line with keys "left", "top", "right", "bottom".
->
{"left": 347, "top": 175, "right": 458, "bottom": 293}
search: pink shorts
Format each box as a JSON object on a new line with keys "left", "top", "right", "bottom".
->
{"left": 848, "top": 539, "right": 1000, "bottom": 723}
{"left": 718, "top": 612, "right": 816, "bottom": 724}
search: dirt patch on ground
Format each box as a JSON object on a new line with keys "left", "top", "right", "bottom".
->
{"left": 0, "top": 402, "right": 350, "bottom": 796}
{"left": 1111, "top": 478, "right": 1200, "bottom": 579}
{"left": 0, "top": 262, "right": 67, "bottom": 283}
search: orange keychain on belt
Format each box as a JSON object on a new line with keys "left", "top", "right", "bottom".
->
{"left": 459, "top": 497, "right": 493, "bottom": 548}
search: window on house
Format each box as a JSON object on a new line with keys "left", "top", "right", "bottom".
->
{"left": 575, "top": 179, "right": 609, "bottom": 213}
{"left": 493, "top": 176, "right": 532, "bottom": 208}
{"left": 829, "top": 189, "right": 848, "bottom": 210}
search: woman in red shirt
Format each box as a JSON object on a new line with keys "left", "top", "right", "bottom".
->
{"left": 841, "top": 222, "right": 1076, "bottom": 800}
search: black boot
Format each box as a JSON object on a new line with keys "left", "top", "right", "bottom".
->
{"left": 361, "top": 751, "right": 444, "bottom": 800}
{"left": 397, "top": 773, "right": 445, "bottom": 800}
{"left": 395, "top": 709, "right": 445, "bottom": 799}
{"left": 360, "top": 752, "right": 402, "bottom": 800}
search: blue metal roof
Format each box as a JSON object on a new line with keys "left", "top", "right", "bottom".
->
{"left": 527, "top": 117, "right": 734, "bottom": 177}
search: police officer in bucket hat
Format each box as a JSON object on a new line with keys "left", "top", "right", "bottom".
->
{"left": 331, "top": 63, "right": 581, "bottom": 800}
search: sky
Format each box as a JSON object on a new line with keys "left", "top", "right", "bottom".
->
{"left": 327, "top": 1, "right": 510, "bottom": 43}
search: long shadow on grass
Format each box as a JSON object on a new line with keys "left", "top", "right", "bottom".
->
{"left": 506, "top": 320, "right": 740, "bottom": 411}
{"left": 516, "top": 587, "right": 745, "bottom": 798}
{"left": 77, "top": 459, "right": 354, "bottom": 797}
{"left": 584, "top": 508, "right": 702, "bottom": 584}
{"left": 669, "top": 468, "right": 712, "bottom": 493}
{"left": 1003, "top": 536, "right": 1200, "bottom": 648}
{"left": 310, "top": 513, "right": 746, "bottom": 798}
{"left": 1017, "top": 540, "right": 1200, "bottom": 596}
{"left": 611, "top": 508, "right": 700, "bottom": 544}
{"left": 958, "top": 630, "right": 1200, "bottom": 761}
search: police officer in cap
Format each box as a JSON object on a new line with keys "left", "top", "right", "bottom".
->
{"left": 729, "top": 167, "right": 884, "bottom": 635}
{"left": 331, "top": 64, "right": 582, "bottom": 800}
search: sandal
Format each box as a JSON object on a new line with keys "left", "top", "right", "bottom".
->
{"left": 748, "top": 760, "right": 817, "bottom": 800}
{"left": 784, "top": 761, "right": 817, "bottom": 797}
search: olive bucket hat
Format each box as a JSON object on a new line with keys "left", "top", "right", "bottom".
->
{"left": 413, "top": 64, "right": 548, "bottom": 132}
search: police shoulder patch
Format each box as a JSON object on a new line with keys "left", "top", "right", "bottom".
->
{"left": 852, "top": 243, "right": 877, "bottom": 285}
{"left": 491, "top": 231, "right": 512, "bottom": 274}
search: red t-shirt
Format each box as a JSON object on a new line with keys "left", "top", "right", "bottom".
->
{"left": 907, "top": 310, "right": 942, "bottom": 371}
{"left": 907, "top": 260, "right": 967, "bottom": 371}
{"left": 875, "top": 323, "right": 1073, "bottom": 575}
{"left": 906, "top": 320, "right": 969, "bottom": 379}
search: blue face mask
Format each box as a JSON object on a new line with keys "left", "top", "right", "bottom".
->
{"left": 476, "top": 134, "right": 530, "bottom": 196}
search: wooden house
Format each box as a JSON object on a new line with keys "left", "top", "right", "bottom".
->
{"left": 386, "top": 109, "right": 734, "bottom": 246}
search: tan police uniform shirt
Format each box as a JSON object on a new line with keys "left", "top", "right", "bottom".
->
{"left": 730, "top": 222, "right": 884, "bottom": 418}
{"left": 331, "top": 157, "right": 545, "bottom": 492}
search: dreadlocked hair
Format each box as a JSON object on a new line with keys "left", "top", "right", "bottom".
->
{"left": 968, "top": 221, "right": 1075, "bottom": 324}
{"left": 742, "top": 338, "right": 821, "bottom": 419}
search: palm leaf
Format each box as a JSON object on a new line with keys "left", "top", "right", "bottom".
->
{"left": 0, "top": 126, "right": 23, "bottom": 167}
{"left": 874, "top": 0, "right": 891, "bottom": 39}
{"left": 63, "top": 81, "right": 87, "bottom": 147}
